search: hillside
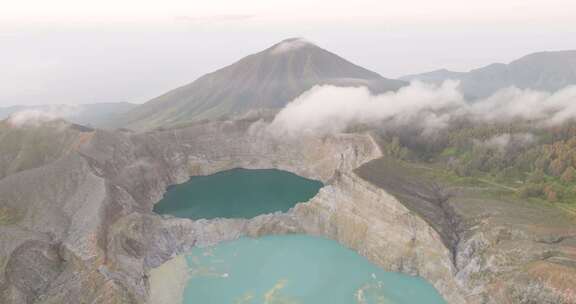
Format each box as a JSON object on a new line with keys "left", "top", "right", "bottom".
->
{"left": 0, "top": 118, "right": 94, "bottom": 180}
{"left": 120, "top": 38, "right": 406, "bottom": 130}
{"left": 371, "top": 120, "right": 576, "bottom": 212}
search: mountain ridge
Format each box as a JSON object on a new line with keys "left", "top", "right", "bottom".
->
{"left": 401, "top": 50, "right": 576, "bottom": 99}
{"left": 120, "top": 38, "right": 406, "bottom": 131}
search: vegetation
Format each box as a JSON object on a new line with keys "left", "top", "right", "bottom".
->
{"left": 374, "top": 120, "right": 576, "bottom": 209}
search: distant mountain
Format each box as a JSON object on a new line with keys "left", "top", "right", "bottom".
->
{"left": 401, "top": 69, "right": 466, "bottom": 84}
{"left": 401, "top": 50, "right": 576, "bottom": 99}
{"left": 0, "top": 102, "right": 136, "bottom": 128}
{"left": 121, "top": 38, "right": 406, "bottom": 130}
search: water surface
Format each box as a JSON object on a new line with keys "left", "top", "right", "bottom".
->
{"left": 180, "top": 235, "right": 447, "bottom": 304}
{"left": 153, "top": 168, "right": 323, "bottom": 220}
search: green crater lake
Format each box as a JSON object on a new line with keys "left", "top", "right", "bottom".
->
{"left": 153, "top": 168, "right": 323, "bottom": 220}
{"left": 173, "top": 235, "right": 447, "bottom": 304}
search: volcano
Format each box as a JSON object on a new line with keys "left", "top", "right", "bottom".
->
{"left": 121, "top": 38, "right": 406, "bottom": 130}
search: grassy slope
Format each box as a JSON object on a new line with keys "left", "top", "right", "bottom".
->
{"left": 403, "top": 158, "right": 576, "bottom": 219}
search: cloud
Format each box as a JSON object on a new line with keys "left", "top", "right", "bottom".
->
{"left": 7, "top": 110, "right": 59, "bottom": 127}
{"left": 474, "top": 133, "right": 535, "bottom": 152}
{"left": 269, "top": 81, "right": 463, "bottom": 136}
{"left": 6, "top": 105, "right": 80, "bottom": 127}
{"left": 268, "top": 81, "right": 576, "bottom": 137}
{"left": 464, "top": 86, "right": 576, "bottom": 125}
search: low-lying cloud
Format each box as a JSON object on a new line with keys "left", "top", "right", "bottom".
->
{"left": 6, "top": 105, "right": 79, "bottom": 127}
{"left": 268, "top": 81, "right": 576, "bottom": 136}
{"left": 474, "top": 133, "right": 536, "bottom": 153}
{"left": 270, "top": 81, "right": 463, "bottom": 136}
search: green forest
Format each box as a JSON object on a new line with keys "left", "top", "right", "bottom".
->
{"left": 375, "top": 120, "right": 576, "bottom": 211}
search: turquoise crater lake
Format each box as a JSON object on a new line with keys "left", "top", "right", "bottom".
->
{"left": 153, "top": 168, "right": 324, "bottom": 220}
{"left": 166, "top": 235, "right": 447, "bottom": 304}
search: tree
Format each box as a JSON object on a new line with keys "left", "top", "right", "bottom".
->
{"left": 549, "top": 158, "right": 566, "bottom": 177}
{"left": 546, "top": 190, "right": 558, "bottom": 202}
{"left": 527, "top": 169, "right": 545, "bottom": 184}
{"left": 561, "top": 167, "right": 575, "bottom": 183}
{"left": 385, "top": 137, "right": 401, "bottom": 157}
{"left": 519, "top": 184, "right": 543, "bottom": 199}
{"left": 534, "top": 156, "right": 549, "bottom": 172}
{"left": 454, "top": 161, "right": 473, "bottom": 177}
{"left": 543, "top": 184, "right": 563, "bottom": 202}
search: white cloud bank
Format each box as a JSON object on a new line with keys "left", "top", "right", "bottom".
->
{"left": 474, "top": 133, "right": 536, "bottom": 153}
{"left": 6, "top": 105, "right": 80, "bottom": 127}
{"left": 269, "top": 81, "right": 576, "bottom": 136}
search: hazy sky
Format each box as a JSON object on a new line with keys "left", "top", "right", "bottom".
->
{"left": 2, "top": 0, "right": 576, "bottom": 106}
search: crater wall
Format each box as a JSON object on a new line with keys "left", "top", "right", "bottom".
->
{"left": 1, "top": 119, "right": 573, "bottom": 304}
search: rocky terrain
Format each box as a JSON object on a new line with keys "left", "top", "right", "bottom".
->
{"left": 0, "top": 117, "right": 574, "bottom": 304}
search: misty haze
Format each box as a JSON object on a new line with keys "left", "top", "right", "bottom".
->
{"left": 1, "top": 1, "right": 575, "bottom": 304}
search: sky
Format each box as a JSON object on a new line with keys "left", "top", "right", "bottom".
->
{"left": 1, "top": 0, "right": 576, "bottom": 106}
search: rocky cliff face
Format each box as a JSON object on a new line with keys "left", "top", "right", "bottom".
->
{"left": 355, "top": 159, "right": 576, "bottom": 304}
{"left": 0, "top": 118, "right": 574, "bottom": 304}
